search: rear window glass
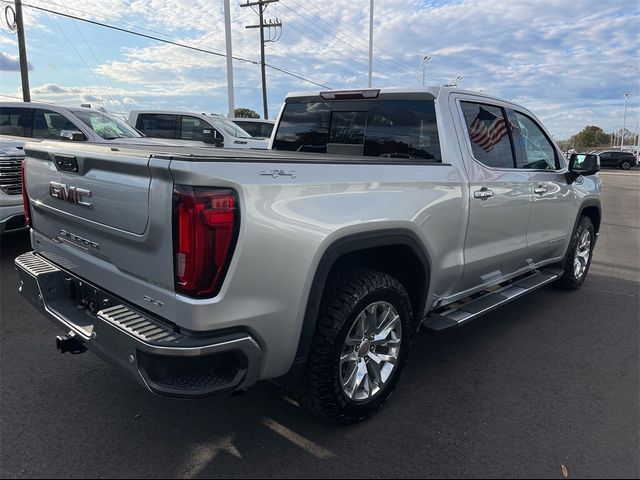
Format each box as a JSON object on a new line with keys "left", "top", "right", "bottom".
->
{"left": 272, "top": 99, "right": 441, "bottom": 162}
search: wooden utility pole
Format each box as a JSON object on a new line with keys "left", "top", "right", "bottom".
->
{"left": 14, "top": 0, "right": 31, "bottom": 101}
{"left": 241, "top": 0, "right": 281, "bottom": 119}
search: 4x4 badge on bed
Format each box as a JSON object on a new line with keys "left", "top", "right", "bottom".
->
{"left": 259, "top": 169, "right": 297, "bottom": 179}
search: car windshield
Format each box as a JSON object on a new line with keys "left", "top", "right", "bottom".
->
{"left": 72, "top": 109, "right": 142, "bottom": 139}
{"left": 207, "top": 117, "right": 252, "bottom": 139}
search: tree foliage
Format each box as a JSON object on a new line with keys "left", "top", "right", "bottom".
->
{"left": 234, "top": 107, "right": 260, "bottom": 119}
{"left": 565, "top": 125, "right": 611, "bottom": 149}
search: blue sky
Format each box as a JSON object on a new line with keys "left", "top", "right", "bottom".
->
{"left": 0, "top": 0, "right": 638, "bottom": 139}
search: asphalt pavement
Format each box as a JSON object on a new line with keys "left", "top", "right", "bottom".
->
{"left": 1, "top": 170, "right": 638, "bottom": 478}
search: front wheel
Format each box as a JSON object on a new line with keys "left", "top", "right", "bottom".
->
{"left": 301, "top": 267, "right": 414, "bottom": 424}
{"left": 556, "top": 216, "right": 595, "bottom": 290}
{"left": 620, "top": 160, "right": 632, "bottom": 170}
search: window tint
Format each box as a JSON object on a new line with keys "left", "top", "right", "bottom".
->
{"left": 272, "top": 99, "right": 441, "bottom": 161}
{"left": 461, "top": 101, "right": 514, "bottom": 168}
{"left": 137, "top": 114, "right": 178, "bottom": 139}
{"left": 272, "top": 102, "right": 331, "bottom": 153}
{"left": 507, "top": 110, "right": 558, "bottom": 170}
{"left": 0, "top": 107, "right": 30, "bottom": 137}
{"left": 233, "top": 121, "right": 273, "bottom": 138}
{"left": 72, "top": 109, "right": 139, "bottom": 139}
{"left": 31, "top": 109, "right": 79, "bottom": 139}
{"left": 180, "top": 116, "right": 205, "bottom": 141}
{"left": 364, "top": 101, "right": 440, "bottom": 160}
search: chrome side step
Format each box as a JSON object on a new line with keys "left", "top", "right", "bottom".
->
{"left": 422, "top": 268, "right": 563, "bottom": 332}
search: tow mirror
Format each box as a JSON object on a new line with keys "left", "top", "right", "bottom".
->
{"left": 202, "top": 128, "right": 224, "bottom": 148}
{"left": 59, "top": 130, "right": 86, "bottom": 141}
{"left": 567, "top": 153, "right": 599, "bottom": 184}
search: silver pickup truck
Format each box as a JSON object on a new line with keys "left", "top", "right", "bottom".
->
{"left": 15, "top": 87, "right": 601, "bottom": 424}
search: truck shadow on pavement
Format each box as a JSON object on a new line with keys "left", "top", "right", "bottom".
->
{"left": 1, "top": 231, "right": 638, "bottom": 478}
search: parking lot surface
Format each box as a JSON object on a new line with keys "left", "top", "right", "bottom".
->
{"left": 1, "top": 171, "right": 638, "bottom": 479}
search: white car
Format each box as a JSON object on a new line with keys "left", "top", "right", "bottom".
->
{"left": 228, "top": 117, "right": 274, "bottom": 139}
{"left": 128, "top": 111, "right": 269, "bottom": 149}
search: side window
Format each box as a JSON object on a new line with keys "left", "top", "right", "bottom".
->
{"left": 180, "top": 116, "right": 205, "bottom": 141}
{"left": 507, "top": 110, "right": 558, "bottom": 170}
{"left": 0, "top": 107, "right": 30, "bottom": 137}
{"left": 364, "top": 100, "right": 441, "bottom": 161}
{"left": 137, "top": 114, "right": 178, "bottom": 139}
{"left": 31, "top": 110, "right": 79, "bottom": 140}
{"left": 461, "top": 101, "right": 513, "bottom": 168}
{"left": 234, "top": 121, "right": 259, "bottom": 137}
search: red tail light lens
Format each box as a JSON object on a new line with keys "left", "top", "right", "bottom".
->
{"left": 21, "top": 160, "right": 31, "bottom": 227}
{"left": 173, "top": 186, "right": 239, "bottom": 298}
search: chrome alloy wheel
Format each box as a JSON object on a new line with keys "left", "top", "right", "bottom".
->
{"left": 574, "top": 229, "right": 591, "bottom": 279}
{"left": 339, "top": 301, "right": 402, "bottom": 403}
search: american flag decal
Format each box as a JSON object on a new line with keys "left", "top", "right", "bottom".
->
{"left": 469, "top": 107, "right": 509, "bottom": 152}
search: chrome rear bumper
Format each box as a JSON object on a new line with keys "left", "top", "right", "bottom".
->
{"left": 15, "top": 251, "right": 262, "bottom": 398}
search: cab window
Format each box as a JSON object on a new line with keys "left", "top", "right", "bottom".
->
{"left": 507, "top": 110, "right": 558, "bottom": 170}
{"left": 460, "top": 101, "right": 514, "bottom": 169}
{"left": 32, "top": 109, "right": 79, "bottom": 139}
{"left": 137, "top": 114, "right": 178, "bottom": 139}
{"left": 180, "top": 116, "right": 205, "bottom": 141}
{"left": 0, "top": 107, "right": 30, "bottom": 137}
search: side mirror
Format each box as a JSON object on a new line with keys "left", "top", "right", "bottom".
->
{"left": 59, "top": 130, "right": 86, "bottom": 141}
{"left": 566, "top": 153, "right": 599, "bottom": 184}
{"left": 202, "top": 128, "right": 224, "bottom": 147}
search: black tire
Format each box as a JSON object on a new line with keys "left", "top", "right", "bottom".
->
{"left": 620, "top": 160, "right": 632, "bottom": 170}
{"left": 556, "top": 216, "right": 595, "bottom": 290}
{"left": 300, "top": 267, "right": 414, "bottom": 424}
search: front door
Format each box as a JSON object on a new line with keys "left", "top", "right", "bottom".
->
{"left": 456, "top": 99, "right": 533, "bottom": 293}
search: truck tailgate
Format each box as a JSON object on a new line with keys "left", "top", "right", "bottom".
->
{"left": 23, "top": 142, "right": 177, "bottom": 320}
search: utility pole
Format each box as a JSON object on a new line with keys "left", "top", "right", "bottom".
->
{"left": 621, "top": 92, "right": 630, "bottom": 148}
{"left": 14, "top": 0, "right": 30, "bottom": 102}
{"left": 224, "top": 0, "right": 235, "bottom": 118}
{"left": 368, "top": 0, "right": 373, "bottom": 88}
{"left": 241, "top": 0, "right": 282, "bottom": 119}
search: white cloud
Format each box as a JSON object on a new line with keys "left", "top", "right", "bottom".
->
{"left": 4, "top": 0, "right": 639, "bottom": 138}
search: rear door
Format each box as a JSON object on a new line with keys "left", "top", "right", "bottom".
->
{"left": 24, "top": 142, "right": 177, "bottom": 318}
{"left": 455, "top": 98, "right": 533, "bottom": 292}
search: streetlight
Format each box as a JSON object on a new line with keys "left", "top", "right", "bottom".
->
{"left": 621, "top": 92, "right": 631, "bottom": 148}
{"left": 422, "top": 56, "right": 431, "bottom": 86}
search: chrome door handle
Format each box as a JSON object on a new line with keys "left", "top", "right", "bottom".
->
{"left": 534, "top": 185, "right": 548, "bottom": 195}
{"left": 473, "top": 188, "right": 494, "bottom": 199}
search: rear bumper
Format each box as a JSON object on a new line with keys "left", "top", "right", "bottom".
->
{"left": 15, "top": 251, "right": 262, "bottom": 398}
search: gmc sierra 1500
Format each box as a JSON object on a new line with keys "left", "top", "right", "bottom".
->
{"left": 15, "top": 87, "right": 601, "bottom": 423}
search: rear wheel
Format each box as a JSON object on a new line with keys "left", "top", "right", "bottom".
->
{"left": 556, "top": 216, "right": 595, "bottom": 290}
{"left": 620, "top": 160, "right": 632, "bottom": 170}
{"left": 301, "top": 267, "right": 414, "bottom": 424}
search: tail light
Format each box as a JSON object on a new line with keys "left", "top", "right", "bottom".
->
{"left": 21, "top": 160, "right": 31, "bottom": 227}
{"left": 173, "top": 186, "right": 239, "bottom": 298}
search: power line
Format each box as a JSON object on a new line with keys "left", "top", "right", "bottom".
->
{"left": 3, "top": 0, "right": 331, "bottom": 90}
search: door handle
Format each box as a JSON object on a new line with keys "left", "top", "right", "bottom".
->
{"left": 534, "top": 185, "right": 548, "bottom": 195}
{"left": 473, "top": 188, "right": 494, "bottom": 200}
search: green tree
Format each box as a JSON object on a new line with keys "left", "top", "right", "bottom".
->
{"left": 234, "top": 107, "right": 260, "bottom": 119}
{"left": 569, "top": 126, "right": 610, "bottom": 149}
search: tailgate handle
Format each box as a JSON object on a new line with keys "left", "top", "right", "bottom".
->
{"left": 54, "top": 154, "right": 79, "bottom": 173}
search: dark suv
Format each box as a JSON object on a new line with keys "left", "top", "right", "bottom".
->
{"left": 597, "top": 150, "right": 638, "bottom": 170}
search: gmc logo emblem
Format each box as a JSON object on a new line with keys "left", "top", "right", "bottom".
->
{"left": 49, "top": 182, "right": 93, "bottom": 209}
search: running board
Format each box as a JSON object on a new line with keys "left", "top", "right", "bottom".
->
{"left": 422, "top": 268, "right": 563, "bottom": 332}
